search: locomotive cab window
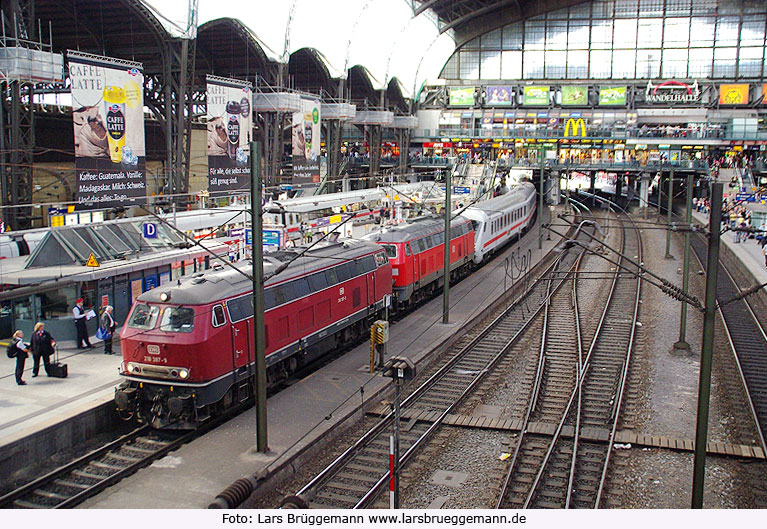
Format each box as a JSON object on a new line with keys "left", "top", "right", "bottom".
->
{"left": 212, "top": 305, "right": 226, "bottom": 327}
{"left": 127, "top": 304, "right": 159, "bottom": 330}
{"left": 382, "top": 244, "right": 397, "bottom": 258}
{"left": 375, "top": 251, "right": 388, "bottom": 267}
{"left": 160, "top": 306, "right": 195, "bottom": 333}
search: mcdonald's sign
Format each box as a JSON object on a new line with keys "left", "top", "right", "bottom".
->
{"left": 565, "top": 118, "right": 586, "bottom": 138}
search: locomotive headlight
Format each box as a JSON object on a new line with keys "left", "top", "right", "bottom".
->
{"left": 127, "top": 363, "right": 137, "bottom": 373}
{"left": 179, "top": 369, "right": 189, "bottom": 379}
{"left": 160, "top": 292, "right": 170, "bottom": 302}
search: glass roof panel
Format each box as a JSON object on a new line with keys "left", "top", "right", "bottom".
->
{"left": 149, "top": 0, "right": 455, "bottom": 90}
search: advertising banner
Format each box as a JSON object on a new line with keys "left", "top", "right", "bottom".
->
{"left": 486, "top": 86, "right": 513, "bottom": 106}
{"left": 719, "top": 84, "right": 750, "bottom": 105}
{"left": 206, "top": 75, "right": 252, "bottom": 195}
{"left": 449, "top": 86, "right": 475, "bottom": 106}
{"left": 763, "top": 84, "right": 767, "bottom": 104}
{"left": 599, "top": 86, "right": 627, "bottom": 106}
{"left": 523, "top": 86, "right": 550, "bottom": 106}
{"left": 68, "top": 51, "right": 146, "bottom": 209}
{"left": 561, "top": 86, "right": 587, "bottom": 106}
{"left": 292, "top": 98, "right": 321, "bottom": 184}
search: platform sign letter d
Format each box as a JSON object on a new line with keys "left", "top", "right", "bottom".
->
{"left": 143, "top": 222, "right": 157, "bottom": 239}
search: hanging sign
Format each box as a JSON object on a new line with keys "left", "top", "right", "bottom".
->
{"left": 68, "top": 50, "right": 147, "bottom": 209}
{"left": 206, "top": 75, "right": 252, "bottom": 195}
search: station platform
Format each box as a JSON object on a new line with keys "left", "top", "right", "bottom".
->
{"left": 75, "top": 212, "right": 563, "bottom": 509}
{"left": 0, "top": 334, "right": 122, "bottom": 444}
{"left": 692, "top": 209, "right": 767, "bottom": 285}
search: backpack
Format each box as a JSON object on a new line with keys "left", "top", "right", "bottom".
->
{"left": 6, "top": 342, "right": 16, "bottom": 359}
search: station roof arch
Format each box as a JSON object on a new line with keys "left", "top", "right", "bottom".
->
{"left": 196, "top": 18, "right": 277, "bottom": 85}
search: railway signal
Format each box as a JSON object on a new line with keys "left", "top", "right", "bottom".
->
{"left": 382, "top": 356, "right": 416, "bottom": 509}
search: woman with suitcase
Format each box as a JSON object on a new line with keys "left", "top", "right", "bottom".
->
{"left": 30, "top": 322, "right": 56, "bottom": 377}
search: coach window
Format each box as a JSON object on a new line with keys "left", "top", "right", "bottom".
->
{"left": 272, "top": 285, "right": 289, "bottom": 306}
{"left": 325, "top": 268, "right": 339, "bottom": 286}
{"left": 308, "top": 272, "right": 329, "bottom": 292}
{"left": 291, "top": 278, "right": 310, "bottom": 299}
{"left": 264, "top": 289, "right": 276, "bottom": 310}
{"left": 212, "top": 305, "right": 226, "bottom": 327}
{"left": 335, "top": 263, "right": 351, "bottom": 282}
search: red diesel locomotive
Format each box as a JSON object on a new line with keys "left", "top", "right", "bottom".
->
{"left": 115, "top": 240, "right": 391, "bottom": 428}
{"left": 365, "top": 216, "right": 476, "bottom": 309}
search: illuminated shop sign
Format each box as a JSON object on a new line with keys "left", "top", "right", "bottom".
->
{"left": 645, "top": 80, "right": 701, "bottom": 103}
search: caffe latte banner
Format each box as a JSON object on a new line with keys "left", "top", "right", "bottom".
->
{"left": 206, "top": 75, "right": 252, "bottom": 195}
{"left": 292, "top": 97, "right": 321, "bottom": 185}
{"left": 68, "top": 51, "right": 146, "bottom": 209}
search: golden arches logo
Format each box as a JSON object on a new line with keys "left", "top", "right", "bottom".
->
{"left": 564, "top": 118, "right": 586, "bottom": 138}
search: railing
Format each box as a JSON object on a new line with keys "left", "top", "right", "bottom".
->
{"left": 417, "top": 127, "right": 767, "bottom": 142}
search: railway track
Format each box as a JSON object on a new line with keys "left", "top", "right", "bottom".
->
{"left": 0, "top": 426, "right": 190, "bottom": 509}
{"left": 689, "top": 228, "right": 767, "bottom": 455}
{"left": 497, "top": 208, "right": 642, "bottom": 509}
{"left": 284, "top": 208, "right": 600, "bottom": 509}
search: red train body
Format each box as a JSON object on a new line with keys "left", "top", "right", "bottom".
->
{"left": 366, "top": 217, "right": 475, "bottom": 308}
{"left": 115, "top": 240, "right": 391, "bottom": 428}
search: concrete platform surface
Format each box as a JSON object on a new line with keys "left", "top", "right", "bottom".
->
{"left": 79, "top": 211, "right": 562, "bottom": 509}
{"left": 0, "top": 335, "right": 122, "bottom": 444}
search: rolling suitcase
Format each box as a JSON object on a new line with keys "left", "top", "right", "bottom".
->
{"left": 49, "top": 345, "right": 68, "bottom": 378}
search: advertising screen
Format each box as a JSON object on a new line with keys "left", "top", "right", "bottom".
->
{"left": 486, "top": 86, "right": 513, "bottom": 106}
{"left": 292, "top": 98, "right": 321, "bottom": 184}
{"left": 523, "top": 86, "right": 550, "bottom": 106}
{"left": 69, "top": 51, "right": 147, "bottom": 209}
{"left": 206, "top": 75, "right": 252, "bottom": 195}
{"left": 599, "top": 86, "right": 627, "bottom": 106}
{"left": 449, "top": 87, "right": 475, "bottom": 106}
{"left": 561, "top": 86, "right": 588, "bottom": 106}
{"left": 719, "top": 84, "right": 750, "bottom": 105}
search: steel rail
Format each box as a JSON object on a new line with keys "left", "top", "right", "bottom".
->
{"left": 0, "top": 426, "right": 149, "bottom": 508}
{"left": 595, "top": 212, "right": 643, "bottom": 507}
{"left": 294, "top": 212, "right": 595, "bottom": 508}
{"left": 689, "top": 231, "right": 767, "bottom": 457}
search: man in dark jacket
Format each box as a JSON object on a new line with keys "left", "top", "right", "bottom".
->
{"left": 31, "top": 322, "right": 55, "bottom": 377}
{"left": 73, "top": 298, "right": 92, "bottom": 349}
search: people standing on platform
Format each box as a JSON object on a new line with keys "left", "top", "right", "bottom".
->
{"left": 100, "top": 305, "right": 117, "bottom": 355}
{"left": 9, "top": 330, "right": 29, "bottom": 385}
{"left": 72, "top": 298, "right": 92, "bottom": 349}
{"left": 30, "top": 322, "right": 55, "bottom": 377}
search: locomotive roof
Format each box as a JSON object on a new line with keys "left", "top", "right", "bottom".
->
{"left": 364, "top": 215, "right": 471, "bottom": 244}
{"left": 135, "top": 239, "right": 383, "bottom": 305}
{"left": 465, "top": 182, "right": 536, "bottom": 215}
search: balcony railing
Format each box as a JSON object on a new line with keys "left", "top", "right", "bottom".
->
{"left": 417, "top": 127, "right": 767, "bottom": 142}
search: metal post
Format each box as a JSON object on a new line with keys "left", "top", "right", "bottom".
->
{"left": 442, "top": 171, "right": 451, "bottom": 324}
{"left": 691, "top": 182, "right": 723, "bottom": 508}
{"left": 251, "top": 142, "right": 268, "bottom": 453}
{"left": 674, "top": 173, "right": 693, "bottom": 351}
{"left": 393, "top": 379, "right": 401, "bottom": 509}
{"left": 665, "top": 169, "right": 674, "bottom": 258}
{"left": 538, "top": 151, "right": 544, "bottom": 250}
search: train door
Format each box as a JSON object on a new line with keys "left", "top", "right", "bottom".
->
{"left": 231, "top": 319, "right": 252, "bottom": 401}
